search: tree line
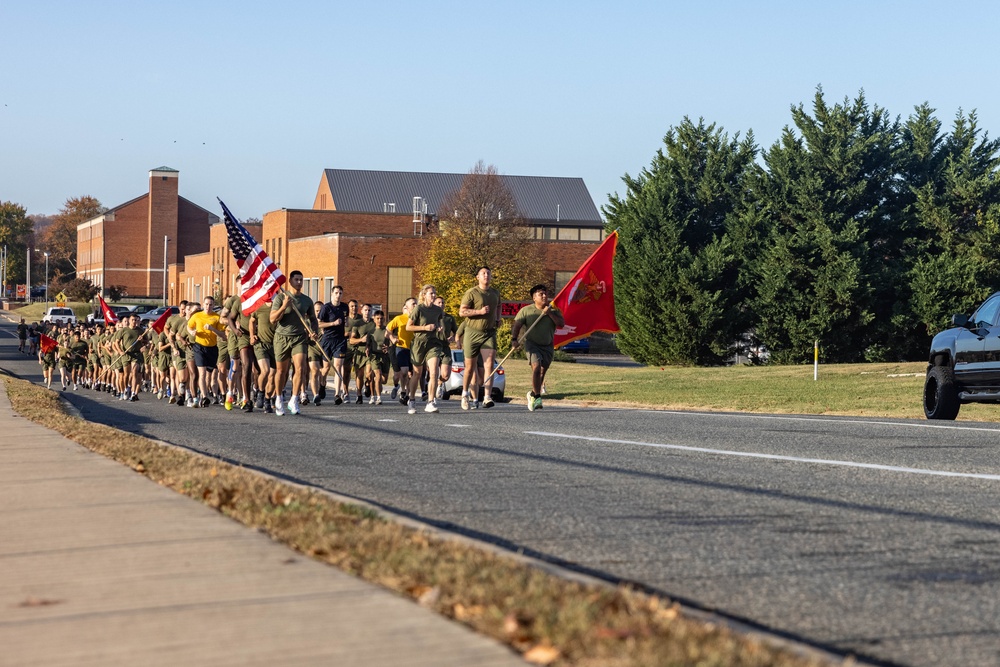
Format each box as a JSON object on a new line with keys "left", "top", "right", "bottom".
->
{"left": 605, "top": 88, "right": 1000, "bottom": 365}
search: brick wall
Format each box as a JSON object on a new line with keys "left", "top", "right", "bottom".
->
{"left": 103, "top": 195, "right": 150, "bottom": 298}
{"left": 145, "top": 171, "right": 178, "bottom": 295}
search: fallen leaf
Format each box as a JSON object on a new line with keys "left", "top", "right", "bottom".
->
{"left": 134, "top": 461, "right": 145, "bottom": 473}
{"left": 594, "top": 626, "right": 634, "bottom": 640}
{"left": 453, "top": 603, "right": 485, "bottom": 621}
{"left": 18, "top": 597, "right": 63, "bottom": 607}
{"left": 209, "top": 467, "right": 218, "bottom": 478}
{"left": 408, "top": 585, "right": 440, "bottom": 607}
{"left": 503, "top": 613, "right": 520, "bottom": 636}
{"left": 523, "top": 644, "right": 560, "bottom": 665}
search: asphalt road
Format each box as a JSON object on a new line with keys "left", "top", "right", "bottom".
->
{"left": 4, "top": 318, "right": 1000, "bottom": 667}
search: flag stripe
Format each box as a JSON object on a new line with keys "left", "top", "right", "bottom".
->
{"left": 219, "top": 199, "right": 285, "bottom": 315}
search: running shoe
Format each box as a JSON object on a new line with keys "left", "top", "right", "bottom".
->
{"left": 255, "top": 394, "right": 265, "bottom": 410}
{"left": 73, "top": 383, "right": 78, "bottom": 391}
{"left": 314, "top": 397, "right": 321, "bottom": 407}
{"left": 482, "top": 398, "right": 495, "bottom": 409}
{"left": 407, "top": 399, "right": 417, "bottom": 415}
{"left": 421, "top": 392, "right": 428, "bottom": 402}
{"left": 225, "top": 393, "right": 233, "bottom": 410}
{"left": 375, "top": 396, "right": 382, "bottom": 405}
{"left": 435, "top": 384, "right": 444, "bottom": 399}
{"left": 318, "top": 386, "right": 326, "bottom": 400}
{"left": 391, "top": 385, "right": 399, "bottom": 400}
{"left": 527, "top": 391, "right": 536, "bottom": 411}
{"left": 157, "top": 389, "right": 164, "bottom": 400}
{"left": 356, "top": 395, "right": 363, "bottom": 405}
{"left": 424, "top": 400, "right": 439, "bottom": 413}
{"left": 201, "top": 397, "right": 211, "bottom": 408}
{"left": 461, "top": 393, "right": 469, "bottom": 410}
{"left": 168, "top": 396, "right": 177, "bottom": 405}
{"left": 264, "top": 401, "right": 274, "bottom": 414}
{"left": 334, "top": 395, "right": 343, "bottom": 406}
{"left": 212, "top": 394, "right": 221, "bottom": 405}
{"left": 369, "top": 395, "right": 375, "bottom": 405}
{"left": 275, "top": 396, "right": 285, "bottom": 416}
{"left": 242, "top": 401, "right": 253, "bottom": 413}
{"left": 129, "top": 395, "right": 139, "bottom": 402}
{"left": 289, "top": 395, "right": 301, "bottom": 415}
{"left": 534, "top": 397, "right": 543, "bottom": 410}
{"left": 187, "top": 397, "right": 197, "bottom": 408}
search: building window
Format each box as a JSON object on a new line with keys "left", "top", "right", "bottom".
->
{"left": 557, "top": 227, "right": 580, "bottom": 241}
{"left": 323, "top": 277, "right": 336, "bottom": 303}
{"left": 555, "top": 271, "right": 574, "bottom": 294}
{"left": 580, "top": 227, "right": 602, "bottom": 241}
{"left": 387, "top": 267, "right": 413, "bottom": 314}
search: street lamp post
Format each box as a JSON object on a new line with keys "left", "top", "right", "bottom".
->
{"left": 35, "top": 250, "right": 49, "bottom": 311}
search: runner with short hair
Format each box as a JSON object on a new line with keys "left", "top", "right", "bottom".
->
{"left": 348, "top": 304, "right": 375, "bottom": 405}
{"left": 187, "top": 296, "right": 225, "bottom": 407}
{"left": 270, "top": 271, "right": 318, "bottom": 416}
{"left": 405, "top": 285, "right": 445, "bottom": 414}
{"left": 512, "top": 284, "right": 564, "bottom": 411}
{"left": 458, "top": 266, "right": 501, "bottom": 409}
{"left": 317, "top": 285, "right": 349, "bottom": 405}
{"left": 387, "top": 297, "right": 415, "bottom": 405}
{"left": 250, "top": 298, "right": 277, "bottom": 413}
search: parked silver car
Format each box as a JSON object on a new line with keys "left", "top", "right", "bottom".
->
{"left": 440, "top": 348, "right": 505, "bottom": 401}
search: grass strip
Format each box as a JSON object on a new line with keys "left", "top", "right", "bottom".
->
{"left": 3, "top": 374, "right": 845, "bottom": 667}
{"left": 503, "top": 360, "right": 1000, "bottom": 422}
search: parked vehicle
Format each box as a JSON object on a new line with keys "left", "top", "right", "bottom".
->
{"left": 139, "top": 305, "right": 180, "bottom": 322}
{"left": 925, "top": 291, "right": 1000, "bottom": 419}
{"left": 125, "top": 304, "right": 159, "bottom": 315}
{"left": 42, "top": 307, "right": 77, "bottom": 326}
{"left": 86, "top": 305, "right": 130, "bottom": 324}
{"left": 560, "top": 337, "right": 590, "bottom": 353}
{"left": 439, "top": 348, "right": 505, "bottom": 401}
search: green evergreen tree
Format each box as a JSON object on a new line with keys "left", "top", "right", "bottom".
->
{"left": 0, "top": 201, "right": 34, "bottom": 291}
{"left": 605, "top": 118, "right": 758, "bottom": 365}
{"left": 752, "top": 89, "right": 900, "bottom": 363}
{"left": 903, "top": 107, "right": 1000, "bottom": 337}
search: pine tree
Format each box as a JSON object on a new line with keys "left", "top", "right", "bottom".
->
{"left": 605, "top": 118, "right": 758, "bottom": 365}
{"left": 752, "top": 89, "right": 900, "bottom": 363}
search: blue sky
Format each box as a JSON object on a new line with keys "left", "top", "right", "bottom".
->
{"left": 3, "top": 1, "right": 999, "bottom": 221}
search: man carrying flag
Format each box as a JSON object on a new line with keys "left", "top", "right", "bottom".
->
{"left": 38, "top": 332, "right": 58, "bottom": 390}
{"left": 511, "top": 284, "right": 565, "bottom": 411}
{"left": 219, "top": 199, "right": 285, "bottom": 316}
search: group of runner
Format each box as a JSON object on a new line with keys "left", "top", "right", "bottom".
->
{"left": 23, "top": 266, "right": 566, "bottom": 415}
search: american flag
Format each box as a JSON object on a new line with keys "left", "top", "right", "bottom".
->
{"left": 219, "top": 199, "right": 285, "bottom": 315}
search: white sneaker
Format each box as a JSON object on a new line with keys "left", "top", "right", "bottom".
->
{"left": 407, "top": 400, "right": 417, "bottom": 415}
{"left": 527, "top": 391, "right": 536, "bottom": 411}
{"left": 375, "top": 396, "right": 382, "bottom": 405}
{"left": 424, "top": 400, "right": 439, "bottom": 413}
{"left": 461, "top": 393, "right": 469, "bottom": 410}
{"left": 369, "top": 395, "right": 375, "bottom": 405}
{"left": 275, "top": 396, "right": 286, "bottom": 416}
{"left": 289, "top": 395, "right": 300, "bottom": 415}
{"left": 435, "top": 384, "right": 444, "bottom": 399}
{"left": 73, "top": 383, "right": 78, "bottom": 391}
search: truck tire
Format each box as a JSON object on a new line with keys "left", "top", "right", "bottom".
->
{"left": 924, "top": 365, "right": 960, "bottom": 420}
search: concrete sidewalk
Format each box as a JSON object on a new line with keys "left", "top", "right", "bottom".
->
{"left": 0, "top": 378, "right": 524, "bottom": 666}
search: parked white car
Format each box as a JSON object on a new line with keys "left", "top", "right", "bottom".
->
{"left": 42, "top": 307, "right": 77, "bottom": 326}
{"left": 440, "top": 348, "right": 506, "bottom": 401}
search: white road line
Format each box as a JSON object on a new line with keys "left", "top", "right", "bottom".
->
{"left": 377, "top": 419, "right": 399, "bottom": 423}
{"left": 525, "top": 431, "right": 1000, "bottom": 481}
{"left": 652, "top": 410, "right": 1000, "bottom": 434}
{"left": 447, "top": 424, "right": 471, "bottom": 428}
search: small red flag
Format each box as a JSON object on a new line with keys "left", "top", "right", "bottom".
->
{"left": 39, "top": 333, "right": 58, "bottom": 355}
{"left": 552, "top": 230, "right": 620, "bottom": 348}
{"left": 99, "top": 296, "right": 119, "bottom": 324}
{"left": 150, "top": 307, "right": 172, "bottom": 334}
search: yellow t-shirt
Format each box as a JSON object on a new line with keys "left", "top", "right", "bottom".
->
{"left": 187, "top": 311, "right": 222, "bottom": 347}
{"left": 387, "top": 313, "right": 414, "bottom": 349}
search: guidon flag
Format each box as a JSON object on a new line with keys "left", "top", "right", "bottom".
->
{"left": 98, "top": 295, "right": 119, "bottom": 324}
{"left": 219, "top": 198, "right": 285, "bottom": 316}
{"left": 552, "top": 230, "right": 620, "bottom": 348}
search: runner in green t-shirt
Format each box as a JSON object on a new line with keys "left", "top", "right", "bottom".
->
{"left": 405, "top": 285, "right": 446, "bottom": 414}
{"left": 269, "top": 271, "right": 318, "bottom": 415}
{"left": 458, "top": 266, "right": 501, "bottom": 409}
{"left": 250, "top": 300, "right": 276, "bottom": 412}
{"left": 512, "top": 284, "right": 565, "bottom": 412}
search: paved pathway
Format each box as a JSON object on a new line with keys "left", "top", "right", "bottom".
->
{"left": 0, "top": 376, "right": 524, "bottom": 666}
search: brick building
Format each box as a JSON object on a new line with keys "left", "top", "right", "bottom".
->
{"left": 77, "top": 167, "right": 216, "bottom": 298}
{"left": 172, "top": 168, "right": 606, "bottom": 314}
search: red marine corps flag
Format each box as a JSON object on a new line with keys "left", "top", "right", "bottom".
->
{"left": 552, "top": 230, "right": 619, "bottom": 348}
{"left": 219, "top": 198, "right": 286, "bottom": 315}
{"left": 98, "top": 296, "right": 119, "bottom": 324}
{"left": 39, "top": 333, "right": 58, "bottom": 355}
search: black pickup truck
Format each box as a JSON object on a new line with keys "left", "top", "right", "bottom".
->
{"left": 924, "top": 291, "right": 1000, "bottom": 419}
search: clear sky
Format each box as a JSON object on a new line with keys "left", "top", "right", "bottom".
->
{"left": 3, "top": 1, "right": 999, "bottom": 222}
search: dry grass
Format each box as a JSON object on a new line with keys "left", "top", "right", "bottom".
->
{"left": 3, "top": 374, "right": 845, "bottom": 667}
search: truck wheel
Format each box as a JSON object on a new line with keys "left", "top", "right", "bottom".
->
{"left": 924, "top": 365, "right": 960, "bottom": 420}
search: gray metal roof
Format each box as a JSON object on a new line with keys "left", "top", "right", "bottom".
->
{"left": 323, "top": 169, "right": 602, "bottom": 226}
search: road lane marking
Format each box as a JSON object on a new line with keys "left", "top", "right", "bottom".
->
{"left": 653, "top": 411, "right": 1000, "bottom": 434}
{"left": 525, "top": 431, "right": 1000, "bottom": 481}
{"left": 377, "top": 419, "right": 398, "bottom": 422}
{"left": 447, "top": 424, "right": 471, "bottom": 428}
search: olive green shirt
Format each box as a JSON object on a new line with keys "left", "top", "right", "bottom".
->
{"left": 253, "top": 303, "right": 275, "bottom": 344}
{"left": 514, "top": 304, "right": 564, "bottom": 347}
{"left": 461, "top": 286, "right": 500, "bottom": 332}
{"left": 272, "top": 291, "right": 316, "bottom": 338}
